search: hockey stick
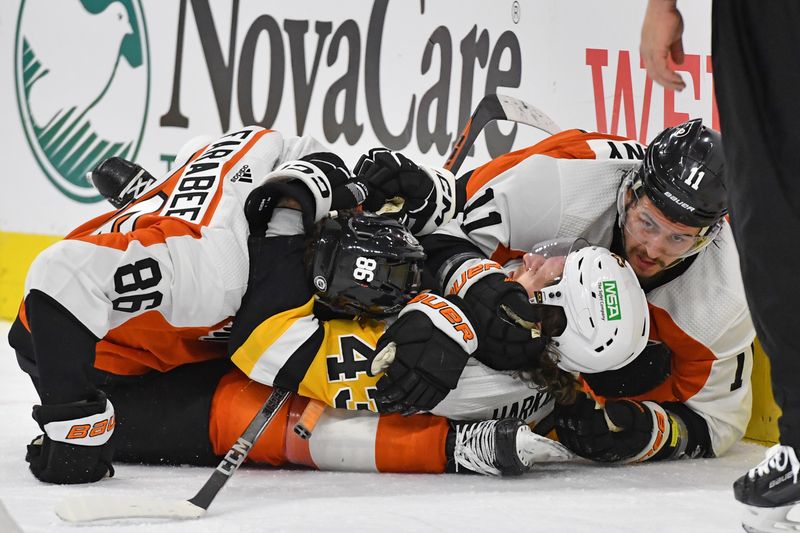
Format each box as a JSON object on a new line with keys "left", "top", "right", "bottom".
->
{"left": 55, "top": 387, "right": 292, "bottom": 522}
{"left": 444, "top": 93, "right": 562, "bottom": 175}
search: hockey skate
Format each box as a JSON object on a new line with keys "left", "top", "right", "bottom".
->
{"left": 735, "top": 444, "right": 800, "bottom": 532}
{"left": 446, "top": 418, "right": 573, "bottom": 476}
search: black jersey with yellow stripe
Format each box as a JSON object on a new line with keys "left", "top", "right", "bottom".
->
{"left": 228, "top": 230, "right": 387, "bottom": 412}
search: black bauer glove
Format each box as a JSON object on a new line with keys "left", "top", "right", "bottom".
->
{"left": 450, "top": 263, "right": 561, "bottom": 371}
{"left": 245, "top": 152, "right": 368, "bottom": 236}
{"left": 355, "top": 148, "right": 456, "bottom": 236}
{"left": 26, "top": 392, "right": 115, "bottom": 484}
{"left": 369, "top": 293, "right": 478, "bottom": 414}
{"left": 554, "top": 394, "right": 686, "bottom": 463}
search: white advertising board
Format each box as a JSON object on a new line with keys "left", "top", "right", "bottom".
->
{"left": 0, "top": 0, "right": 713, "bottom": 235}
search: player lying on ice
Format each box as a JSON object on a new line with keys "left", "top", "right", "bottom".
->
{"left": 406, "top": 118, "right": 755, "bottom": 464}
{"left": 6, "top": 124, "right": 649, "bottom": 483}
{"left": 196, "top": 201, "right": 648, "bottom": 476}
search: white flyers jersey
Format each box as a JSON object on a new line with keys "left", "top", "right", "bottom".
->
{"left": 434, "top": 129, "right": 755, "bottom": 456}
{"left": 20, "top": 126, "right": 326, "bottom": 375}
{"left": 432, "top": 360, "right": 554, "bottom": 425}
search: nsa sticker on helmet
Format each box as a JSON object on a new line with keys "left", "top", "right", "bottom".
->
{"left": 599, "top": 280, "right": 622, "bottom": 321}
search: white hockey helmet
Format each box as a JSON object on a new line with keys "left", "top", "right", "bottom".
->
{"left": 535, "top": 243, "right": 650, "bottom": 373}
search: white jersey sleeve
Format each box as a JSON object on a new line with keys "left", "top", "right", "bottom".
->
{"left": 431, "top": 360, "right": 554, "bottom": 425}
{"left": 433, "top": 130, "right": 642, "bottom": 267}
{"left": 22, "top": 127, "right": 325, "bottom": 374}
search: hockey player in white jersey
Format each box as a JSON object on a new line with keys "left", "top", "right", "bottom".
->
{"left": 6, "top": 126, "right": 377, "bottom": 484}
{"left": 408, "top": 118, "right": 755, "bottom": 464}
{"left": 100, "top": 206, "right": 648, "bottom": 477}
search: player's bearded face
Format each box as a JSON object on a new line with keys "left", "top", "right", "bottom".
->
{"left": 622, "top": 194, "right": 701, "bottom": 278}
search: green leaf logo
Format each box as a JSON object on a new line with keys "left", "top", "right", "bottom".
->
{"left": 14, "top": 0, "right": 150, "bottom": 203}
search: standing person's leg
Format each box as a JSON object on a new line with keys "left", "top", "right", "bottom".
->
{"left": 713, "top": 0, "right": 800, "bottom": 450}
{"left": 713, "top": 0, "right": 800, "bottom": 526}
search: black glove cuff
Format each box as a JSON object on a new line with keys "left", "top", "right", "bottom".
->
{"left": 581, "top": 341, "right": 672, "bottom": 398}
{"left": 32, "top": 391, "right": 109, "bottom": 429}
{"left": 245, "top": 180, "right": 316, "bottom": 236}
{"left": 660, "top": 402, "right": 712, "bottom": 458}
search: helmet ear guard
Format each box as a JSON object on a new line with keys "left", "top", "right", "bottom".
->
{"left": 310, "top": 217, "right": 343, "bottom": 292}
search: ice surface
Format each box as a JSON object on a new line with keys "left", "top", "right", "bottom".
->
{"left": 0, "top": 321, "right": 765, "bottom": 532}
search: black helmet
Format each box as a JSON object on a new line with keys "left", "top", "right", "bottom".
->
{"left": 311, "top": 212, "right": 426, "bottom": 317}
{"left": 636, "top": 118, "right": 727, "bottom": 227}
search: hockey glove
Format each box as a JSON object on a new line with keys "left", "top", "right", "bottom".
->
{"left": 581, "top": 341, "right": 672, "bottom": 398}
{"left": 554, "top": 394, "right": 683, "bottom": 463}
{"left": 370, "top": 293, "right": 477, "bottom": 414}
{"left": 355, "top": 148, "right": 456, "bottom": 236}
{"left": 453, "top": 266, "right": 560, "bottom": 371}
{"left": 89, "top": 157, "right": 156, "bottom": 209}
{"left": 26, "top": 392, "right": 115, "bottom": 484}
{"left": 245, "top": 152, "right": 368, "bottom": 235}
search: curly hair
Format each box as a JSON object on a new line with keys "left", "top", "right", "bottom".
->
{"left": 515, "top": 343, "right": 579, "bottom": 405}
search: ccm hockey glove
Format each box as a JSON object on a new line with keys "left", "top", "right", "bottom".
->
{"left": 370, "top": 293, "right": 478, "bottom": 414}
{"left": 554, "top": 394, "right": 689, "bottom": 463}
{"left": 245, "top": 152, "right": 368, "bottom": 235}
{"left": 26, "top": 392, "right": 115, "bottom": 484}
{"left": 355, "top": 148, "right": 456, "bottom": 236}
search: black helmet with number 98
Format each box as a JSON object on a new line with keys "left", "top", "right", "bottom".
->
{"left": 311, "top": 212, "right": 426, "bottom": 317}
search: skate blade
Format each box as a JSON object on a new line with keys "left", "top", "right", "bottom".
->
{"left": 517, "top": 427, "right": 574, "bottom": 464}
{"left": 741, "top": 502, "right": 800, "bottom": 532}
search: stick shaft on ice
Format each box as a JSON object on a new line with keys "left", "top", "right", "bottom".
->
{"left": 56, "top": 387, "right": 292, "bottom": 522}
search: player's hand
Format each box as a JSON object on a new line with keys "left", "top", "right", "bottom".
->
{"left": 26, "top": 392, "right": 115, "bottom": 484}
{"left": 89, "top": 157, "right": 156, "bottom": 209}
{"left": 640, "top": 0, "right": 686, "bottom": 91}
{"left": 370, "top": 293, "right": 477, "bottom": 414}
{"left": 554, "top": 394, "right": 670, "bottom": 463}
{"left": 580, "top": 341, "right": 672, "bottom": 398}
{"left": 461, "top": 273, "right": 560, "bottom": 371}
{"left": 355, "top": 148, "right": 456, "bottom": 236}
{"left": 245, "top": 152, "right": 368, "bottom": 235}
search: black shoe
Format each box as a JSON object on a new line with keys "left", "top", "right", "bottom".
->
{"left": 445, "top": 418, "right": 573, "bottom": 476}
{"left": 734, "top": 444, "right": 800, "bottom": 532}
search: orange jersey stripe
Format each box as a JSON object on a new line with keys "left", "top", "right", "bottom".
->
{"left": 94, "top": 313, "right": 232, "bottom": 375}
{"left": 636, "top": 304, "right": 717, "bottom": 403}
{"left": 584, "top": 303, "right": 717, "bottom": 405}
{"left": 490, "top": 242, "right": 526, "bottom": 265}
{"left": 66, "top": 158, "right": 195, "bottom": 244}
{"left": 465, "top": 129, "right": 634, "bottom": 202}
